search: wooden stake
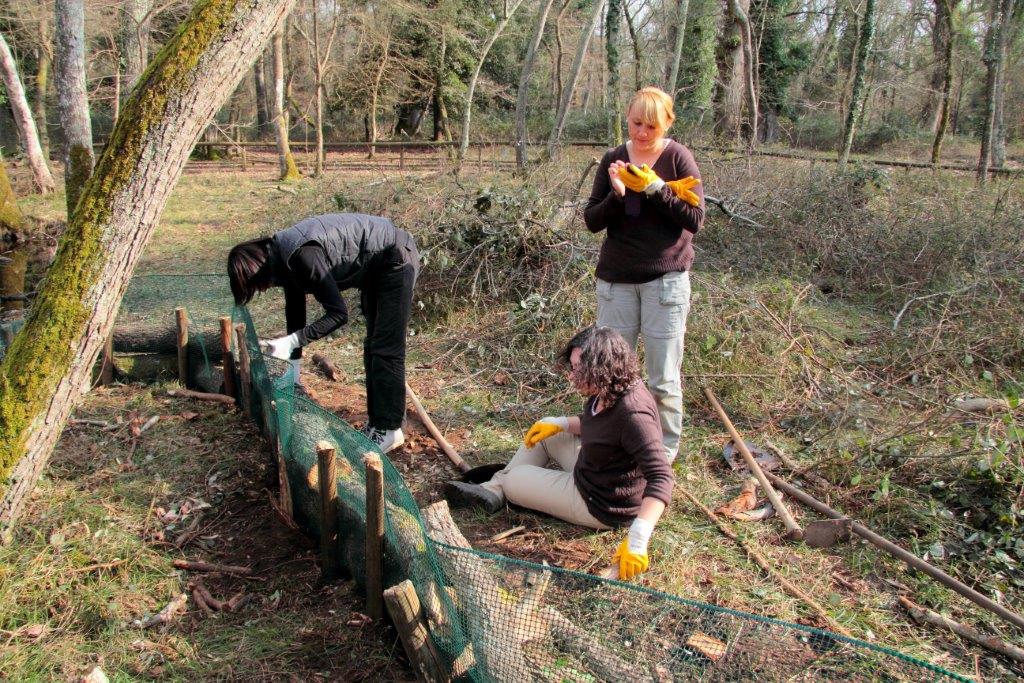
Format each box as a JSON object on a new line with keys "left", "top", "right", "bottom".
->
{"left": 219, "top": 316, "right": 236, "bottom": 399}
{"left": 703, "top": 387, "right": 804, "bottom": 540}
{"left": 99, "top": 334, "right": 115, "bottom": 385}
{"left": 174, "top": 307, "right": 189, "bottom": 386}
{"left": 271, "top": 400, "right": 293, "bottom": 522}
{"left": 364, "top": 452, "right": 385, "bottom": 620}
{"left": 383, "top": 580, "right": 448, "bottom": 682}
{"left": 234, "top": 324, "right": 252, "bottom": 419}
{"left": 316, "top": 441, "right": 341, "bottom": 581}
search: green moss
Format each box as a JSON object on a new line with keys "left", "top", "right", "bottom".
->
{"left": 281, "top": 151, "right": 301, "bottom": 181}
{"left": 64, "top": 143, "right": 95, "bottom": 218}
{"left": 0, "top": 160, "right": 23, "bottom": 236}
{"left": 0, "top": 0, "right": 245, "bottom": 503}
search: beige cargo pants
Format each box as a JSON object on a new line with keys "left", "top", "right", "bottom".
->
{"left": 481, "top": 431, "right": 610, "bottom": 530}
{"left": 596, "top": 271, "right": 691, "bottom": 463}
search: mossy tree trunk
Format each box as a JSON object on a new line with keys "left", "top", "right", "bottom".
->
{"left": 54, "top": 0, "right": 95, "bottom": 217}
{"left": 838, "top": 0, "right": 875, "bottom": 166}
{"left": 513, "top": 0, "right": 557, "bottom": 169}
{"left": 0, "top": 32, "right": 56, "bottom": 195}
{"left": 0, "top": 0, "right": 297, "bottom": 534}
{"left": 930, "top": 0, "right": 957, "bottom": 165}
{"left": 33, "top": 21, "right": 52, "bottom": 162}
{"left": 605, "top": 0, "right": 623, "bottom": 146}
{"left": 272, "top": 25, "right": 300, "bottom": 181}
{"left": 664, "top": 0, "right": 690, "bottom": 95}
{"left": 0, "top": 153, "right": 24, "bottom": 238}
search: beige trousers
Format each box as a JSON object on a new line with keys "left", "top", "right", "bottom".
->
{"left": 481, "top": 431, "right": 610, "bottom": 530}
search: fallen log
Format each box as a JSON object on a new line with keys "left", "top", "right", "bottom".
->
{"left": 167, "top": 388, "right": 236, "bottom": 405}
{"left": 899, "top": 596, "right": 1024, "bottom": 663}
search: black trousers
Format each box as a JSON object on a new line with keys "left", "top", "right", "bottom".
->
{"left": 360, "top": 236, "right": 419, "bottom": 430}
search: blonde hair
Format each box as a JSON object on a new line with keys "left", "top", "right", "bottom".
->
{"left": 627, "top": 87, "right": 675, "bottom": 131}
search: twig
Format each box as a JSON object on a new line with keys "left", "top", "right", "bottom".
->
{"left": 71, "top": 558, "right": 126, "bottom": 574}
{"left": 892, "top": 285, "right": 974, "bottom": 331}
{"left": 899, "top": 596, "right": 1024, "bottom": 663}
{"left": 267, "top": 488, "right": 302, "bottom": 532}
{"left": 137, "top": 593, "right": 189, "bottom": 629}
{"left": 193, "top": 580, "right": 226, "bottom": 611}
{"left": 173, "top": 559, "right": 252, "bottom": 575}
{"left": 704, "top": 194, "right": 766, "bottom": 229}
{"left": 490, "top": 525, "right": 526, "bottom": 542}
{"left": 678, "top": 485, "right": 852, "bottom": 638}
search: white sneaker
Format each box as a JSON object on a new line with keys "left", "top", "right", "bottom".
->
{"left": 363, "top": 426, "right": 405, "bottom": 453}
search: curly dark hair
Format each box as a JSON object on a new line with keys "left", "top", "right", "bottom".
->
{"left": 557, "top": 326, "right": 641, "bottom": 406}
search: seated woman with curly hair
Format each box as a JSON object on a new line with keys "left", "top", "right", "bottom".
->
{"left": 445, "top": 326, "right": 674, "bottom": 580}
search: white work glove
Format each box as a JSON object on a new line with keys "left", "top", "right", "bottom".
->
{"left": 260, "top": 333, "right": 300, "bottom": 360}
{"left": 627, "top": 517, "right": 655, "bottom": 556}
{"left": 524, "top": 416, "right": 570, "bottom": 448}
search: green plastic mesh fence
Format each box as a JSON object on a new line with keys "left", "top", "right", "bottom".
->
{"left": 16, "top": 274, "right": 974, "bottom": 681}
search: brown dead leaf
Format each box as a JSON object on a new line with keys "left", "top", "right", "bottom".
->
{"left": 715, "top": 479, "right": 758, "bottom": 519}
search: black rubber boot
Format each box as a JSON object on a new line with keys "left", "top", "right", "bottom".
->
{"left": 444, "top": 481, "right": 504, "bottom": 514}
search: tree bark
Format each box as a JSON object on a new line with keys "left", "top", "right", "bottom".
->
{"left": 838, "top": 0, "right": 876, "bottom": 166}
{"left": 120, "top": 0, "right": 151, "bottom": 99}
{"left": 930, "top": 0, "right": 957, "bottom": 165}
{"left": 272, "top": 24, "right": 300, "bottom": 180}
{"left": 605, "top": 0, "right": 624, "bottom": 145}
{"left": 367, "top": 29, "right": 391, "bottom": 160}
{"left": 0, "top": 0, "right": 297, "bottom": 533}
{"left": 0, "top": 32, "right": 55, "bottom": 195}
{"left": 514, "top": 0, "right": 557, "bottom": 169}
{"left": 33, "top": 21, "right": 52, "bottom": 161}
{"left": 977, "top": 0, "right": 1012, "bottom": 183}
{"left": 254, "top": 56, "right": 270, "bottom": 137}
{"left": 547, "top": 0, "right": 608, "bottom": 155}
{"left": 54, "top": 0, "right": 95, "bottom": 217}
{"left": 714, "top": 0, "right": 750, "bottom": 143}
{"left": 665, "top": 0, "right": 691, "bottom": 95}
{"left": 0, "top": 153, "right": 24, "bottom": 238}
{"left": 623, "top": 6, "right": 642, "bottom": 92}
{"left": 432, "top": 29, "right": 451, "bottom": 142}
{"left": 923, "top": 0, "right": 952, "bottom": 131}
{"left": 459, "top": 0, "right": 525, "bottom": 161}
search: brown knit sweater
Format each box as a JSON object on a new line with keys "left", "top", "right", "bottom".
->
{"left": 583, "top": 139, "right": 705, "bottom": 284}
{"left": 573, "top": 381, "right": 675, "bottom": 527}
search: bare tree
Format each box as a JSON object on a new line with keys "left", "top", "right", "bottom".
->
{"left": 606, "top": 0, "right": 624, "bottom": 145}
{"left": 930, "top": 0, "right": 958, "bottom": 165}
{"left": 119, "top": 0, "right": 151, "bottom": 98}
{"left": 54, "top": 0, "right": 94, "bottom": 216}
{"left": 33, "top": 19, "right": 52, "bottom": 160}
{"left": 514, "top": 0, "right": 557, "bottom": 169}
{"left": 977, "top": 0, "right": 1012, "bottom": 182}
{"left": 547, "top": 0, "right": 609, "bottom": 155}
{"left": 715, "top": 0, "right": 757, "bottom": 144}
{"left": 838, "top": 0, "right": 875, "bottom": 165}
{"left": 665, "top": 0, "right": 691, "bottom": 95}
{"left": 459, "top": 0, "right": 526, "bottom": 161}
{"left": 254, "top": 56, "right": 270, "bottom": 136}
{"left": 0, "top": 0, "right": 297, "bottom": 533}
{"left": 272, "top": 22, "right": 300, "bottom": 180}
{"left": 0, "top": 32, "right": 55, "bottom": 194}
{"left": 294, "top": 0, "right": 340, "bottom": 176}
{"left": 623, "top": 5, "right": 642, "bottom": 91}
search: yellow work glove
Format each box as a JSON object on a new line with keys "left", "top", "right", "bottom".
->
{"left": 666, "top": 176, "right": 702, "bottom": 207}
{"left": 612, "top": 516, "right": 654, "bottom": 580}
{"left": 523, "top": 416, "right": 570, "bottom": 448}
{"left": 620, "top": 163, "right": 666, "bottom": 196}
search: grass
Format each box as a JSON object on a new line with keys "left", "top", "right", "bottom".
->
{"left": 5, "top": 149, "right": 1022, "bottom": 680}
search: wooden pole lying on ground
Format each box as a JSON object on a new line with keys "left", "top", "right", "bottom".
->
{"left": 219, "top": 316, "right": 236, "bottom": 399}
{"left": 383, "top": 580, "right": 448, "bottom": 682}
{"left": 364, "top": 452, "right": 385, "bottom": 619}
{"left": 175, "top": 307, "right": 189, "bottom": 386}
{"left": 898, "top": 596, "right": 1024, "bottom": 663}
{"left": 764, "top": 471, "right": 1024, "bottom": 633}
{"left": 316, "top": 441, "right": 341, "bottom": 581}
{"left": 99, "top": 334, "right": 115, "bottom": 385}
{"left": 703, "top": 387, "right": 804, "bottom": 541}
{"left": 166, "top": 388, "right": 235, "bottom": 405}
{"left": 233, "top": 323, "right": 252, "bottom": 419}
{"left": 406, "top": 382, "right": 470, "bottom": 473}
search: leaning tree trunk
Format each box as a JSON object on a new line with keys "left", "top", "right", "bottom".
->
{"left": 930, "top": 0, "right": 956, "bottom": 165}
{"left": 0, "top": 33, "right": 56, "bottom": 195}
{"left": 272, "top": 25, "right": 300, "bottom": 180}
{"left": 838, "top": 0, "right": 876, "bottom": 166}
{"left": 0, "top": 0, "right": 296, "bottom": 534}
{"left": 514, "top": 0, "right": 557, "bottom": 169}
{"left": 459, "top": 0, "right": 525, "bottom": 162}
{"left": 665, "top": 0, "right": 691, "bottom": 95}
{"left": 547, "top": 0, "right": 608, "bottom": 156}
{"left": 0, "top": 153, "right": 24, "bottom": 238}
{"left": 120, "top": 0, "right": 151, "bottom": 99}
{"left": 55, "top": 0, "right": 95, "bottom": 217}
{"left": 605, "top": 0, "right": 624, "bottom": 145}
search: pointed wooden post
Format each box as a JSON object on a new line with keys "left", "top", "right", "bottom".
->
{"left": 364, "top": 452, "right": 384, "bottom": 619}
{"left": 316, "top": 441, "right": 341, "bottom": 581}
{"left": 175, "top": 307, "right": 189, "bottom": 386}
{"left": 270, "top": 399, "right": 292, "bottom": 522}
{"left": 219, "top": 316, "right": 236, "bottom": 398}
{"left": 233, "top": 323, "right": 252, "bottom": 419}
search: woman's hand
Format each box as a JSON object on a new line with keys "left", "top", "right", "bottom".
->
{"left": 260, "top": 333, "right": 300, "bottom": 360}
{"left": 608, "top": 160, "right": 627, "bottom": 198}
{"left": 524, "top": 416, "right": 570, "bottom": 448}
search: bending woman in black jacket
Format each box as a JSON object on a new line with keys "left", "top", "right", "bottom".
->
{"left": 228, "top": 213, "right": 419, "bottom": 452}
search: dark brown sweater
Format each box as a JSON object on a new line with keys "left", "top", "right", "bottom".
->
{"left": 573, "top": 381, "right": 675, "bottom": 527}
{"left": 583, "top": 140, "right": 705, "bottom": 284}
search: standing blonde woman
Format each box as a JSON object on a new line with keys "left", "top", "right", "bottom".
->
{"left": 583, "top": 86, "right": 705, "bottom": 464}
